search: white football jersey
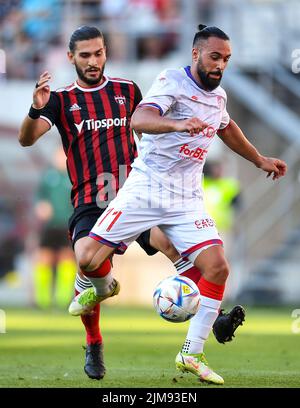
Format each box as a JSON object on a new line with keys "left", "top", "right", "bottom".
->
{"left": 132, "top": 66, "right": 230, "bottom": 199}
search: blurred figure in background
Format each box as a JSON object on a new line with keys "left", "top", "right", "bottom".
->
{"left": 33, "top": 146, "right": 76, "bottom": 309}
{"left": 203, "top": 160, "right": 241, "bottom": 257}
{"left": 21, "top": 0, "right": 62, "bottom": 43}
{"left": 0, "top": 197, "right": 23, "bottom": 284}
{"left": 0, "top": 0, "right": 62, "bottom": 79}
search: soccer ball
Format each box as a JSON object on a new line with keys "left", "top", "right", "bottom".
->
{"left": 153, "top": 275, "right": 200, "bottom": 323}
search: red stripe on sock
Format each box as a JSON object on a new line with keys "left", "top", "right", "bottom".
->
{"left": 198, "top": 276, "right": 225, "bottom": 301}
{"left": 83, "top": 259, "right": 111, "bottom": 278}
{"left": 181, "top": 266, "right": 202, "bottom": 285}
{"left": 75, "top": 289, "right": 102, "bottom": 345}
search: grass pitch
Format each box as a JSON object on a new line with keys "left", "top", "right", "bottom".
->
{"left": 0, "top": 306, "right": 299, "bottom": 388}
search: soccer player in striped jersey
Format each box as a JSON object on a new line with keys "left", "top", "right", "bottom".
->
{"left": 18, "top": 26, "right": 244, "bottom": 382}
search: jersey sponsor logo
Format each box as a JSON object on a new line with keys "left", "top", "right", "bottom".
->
{"left": 74, "top": 120, "right": 85, "bottom": 134}
{"left": 69, "top": 103, "right": 81, "bottom": 112}
{"left": 179, "top": 144, "right": 208, "bottom": 161}
{"left": 114, "top": 95, "right": 126, "bottom": 105}
{"left": 195, "top": 218, "right": 215, "bottom": 229}
{"left": 202, "top": 125, "right": 217, "bottom": 138}
{"left": 74, "top": 117, "right": 127, "bottom": 134}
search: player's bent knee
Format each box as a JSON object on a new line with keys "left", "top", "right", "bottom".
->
{"left": 78, "top": 251, "right": 98, "bottom": 272}
{"left": 207, "top": 260, "right": 229, "bottom": 284}
{"left": 78, "top": 247, "right": 113, "bottom": 273}
{"left": 75, "top": 237, "right": 108, "bottom": 272}
{"left": 76, "top": 247, "right": 101, "bottom": 272}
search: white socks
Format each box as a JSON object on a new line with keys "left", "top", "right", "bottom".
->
{"left": 75, "top": 273, "right": 93, "bottom": 293}
{"left": 87, "top": 270, "right": 114, "bottom": 296}
{"left": 182, "top": 295, "right": 222, "bottom": 354}
{"left": 75, "top": 271, "right": 114, "bottom": 296}
{"left": 174, "top": 257, "right": 194, "bottom": 274}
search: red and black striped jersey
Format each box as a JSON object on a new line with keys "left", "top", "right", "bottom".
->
{"left": 39, "top": 76, "right": 142, "bottom": 208}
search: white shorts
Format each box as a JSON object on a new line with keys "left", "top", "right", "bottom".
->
{"left": 90, "top": 169, "right": 223, "bottom": 260}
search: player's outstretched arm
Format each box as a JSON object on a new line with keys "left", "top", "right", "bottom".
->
{"left": 18, "top": 71, "right": 52, "bottom": 146}
{"left": 131, "top": 106, "right": 208, "bottom": 136}
{"left": 218, "top": 119, "right": 287, "bottom": 180}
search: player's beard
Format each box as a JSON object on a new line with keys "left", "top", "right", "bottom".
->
{"left": 196, "top": 58, "right": 222, "bottom": 91}
{"left": 75, "top": 62, "right": 105, "bottom": 86}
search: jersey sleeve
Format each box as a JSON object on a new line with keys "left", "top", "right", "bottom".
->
{"left": 132, "top": 82, "right": 143, "bottom": 113}
{"left": 39, "top": 92, "right": 61, "bottom": 127}
{"left": 219, "top": 93, "right": 230, "bottom": 130}
{"left": 138, "top": 70, "right": 177, "bottom": 116}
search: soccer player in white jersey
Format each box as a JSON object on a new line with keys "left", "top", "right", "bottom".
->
{"left": 69, "top": 24, "right": 287, "bottom": 384}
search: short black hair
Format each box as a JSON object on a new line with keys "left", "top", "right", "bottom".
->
{"left": 69, "top": 26, "right": 104, "bottom": 53}
{"left": 193, "top": 24, "right": 229, "bottom": 47}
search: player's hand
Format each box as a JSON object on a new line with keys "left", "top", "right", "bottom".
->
{"left": 176, "top": 117, "right": 209, "bottom": 136}
{"left": 32, "top": 71, "right": 51, "bottom": 109}
{"left": 256, "top": 156, "right": 287, "bottom": 180}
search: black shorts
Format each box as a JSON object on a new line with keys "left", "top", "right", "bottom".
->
{"left": 68, "top": 204, "right": 158, "bottom": 256}
{"left": 40, "top": 226, "right": 70, "bottom": 250}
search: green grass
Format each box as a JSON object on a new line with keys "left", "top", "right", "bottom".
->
{"left": 0, "top": 306, "right": 300, "bottom": 388}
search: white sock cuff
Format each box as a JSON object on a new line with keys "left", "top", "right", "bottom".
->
{"left": 182, "top": 338, "right": 205, "bottom": 354}
{"left": 75, "top": 273, "right": 93, "bottom": 293}
{"left": 200, "top": 295, "right": 222, "bottom": 309}
{"left": 174, "top": 257, "right": 194, "bottom": 274}
{"left": 186, "top": 337, "right": 205, "bottom": 345}
{"left": 89, "top": 270, "right": 114, "bottom": 296}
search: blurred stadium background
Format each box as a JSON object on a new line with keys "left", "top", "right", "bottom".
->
{"left": 1, "top": 0, "right": 300, "bottom": 310}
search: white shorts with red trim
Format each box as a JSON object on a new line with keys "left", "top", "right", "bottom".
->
{"left": 89, "top": 169, "right": 223, "bottom": 260}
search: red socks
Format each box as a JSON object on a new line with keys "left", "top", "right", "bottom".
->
{"left": 75, "top": 289, "right": 102, "bottom": 345}
{"left": 175, "top": 258, "right": 225, "bottom": 301}
{"left": 77, "top": 259, "right": 112, "bottom": 345}
{"left": 198, "top": 276, "right": 225, "bottom": 301}
{"left": 83, "top": 258, "right": 111, "bottom": 278}
{"left": 181, "top": 265, "right": 201, "bottom": 285}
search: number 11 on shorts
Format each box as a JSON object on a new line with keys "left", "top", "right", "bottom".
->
{"left": 98, "top": 208, "right": 123, "bottom": 231}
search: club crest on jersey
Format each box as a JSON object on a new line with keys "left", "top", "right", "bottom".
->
{"left": 114, "top": 95, "right": 126, "bottom": 105}
{"left": 217, "top": 96, "right": 222, "bottom": 109}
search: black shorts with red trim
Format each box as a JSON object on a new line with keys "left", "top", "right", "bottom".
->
{"left": 68, "top": 204, "right": 158, "bottom": 256}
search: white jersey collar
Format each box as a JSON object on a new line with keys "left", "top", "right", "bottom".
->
{"left": 183, "top": 66, "right": 220, "bottom": 94}
{"left": 75, "top": 76, "right": 109, "bottom": 92}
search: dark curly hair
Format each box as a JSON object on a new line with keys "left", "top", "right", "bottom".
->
{"left": 69, "top": 26, "right": 104, "bottom": 53}
{"left": 193, "top": 24, "right": 229, "bottom": 47}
